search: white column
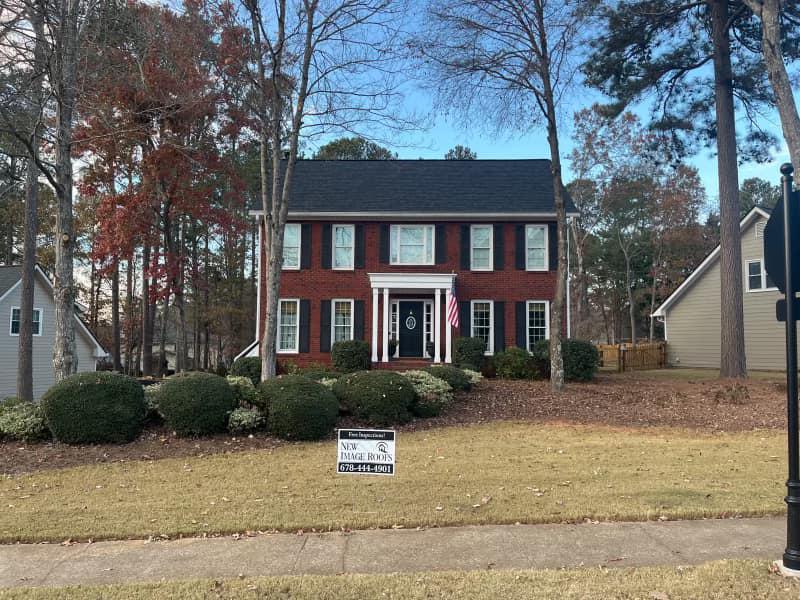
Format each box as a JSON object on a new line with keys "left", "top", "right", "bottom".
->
{"left": 434, "top": 288, "right": 442, "bottom": 363}
{"left": 371, "top": 287, "right": 379, "bottom": 363}
{"left": 382, "top": 288, "right": 390, "bottom": 362}
{"left": 445, "top": 288, "right": 453, "bottom": 364}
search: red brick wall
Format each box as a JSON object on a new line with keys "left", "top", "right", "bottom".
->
{"left": 259, "top": 221, "right": 558, "bottom": 366}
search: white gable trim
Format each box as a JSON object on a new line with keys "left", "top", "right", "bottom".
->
{"left": 0, "top": 279, "right": 22, "bottom": 305}
{"left": 652, "top": 206, "right": 772, "bottom": 317}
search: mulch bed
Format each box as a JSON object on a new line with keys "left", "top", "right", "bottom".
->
{"left": 0, "top": 373, "right": 786, "bottom": 476}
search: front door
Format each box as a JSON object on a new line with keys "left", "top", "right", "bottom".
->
{"left": 399, "top": 301, "right": 424, "bottom": 357}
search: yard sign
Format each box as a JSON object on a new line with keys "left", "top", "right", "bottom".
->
{"left": 336, "top": 429, "right": 395, "bottom": 476}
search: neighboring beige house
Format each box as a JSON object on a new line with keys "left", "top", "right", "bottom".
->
{"left": 0, "top": 265, "right": 107, "bottom": 399}
{"left": 652, "top": 206, "right": 784, "bottom": 371}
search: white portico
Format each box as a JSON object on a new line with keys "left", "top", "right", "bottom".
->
{"left": 368, "top": 272, "right": 456, "bottom": 364}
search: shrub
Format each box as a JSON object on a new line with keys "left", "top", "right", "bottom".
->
{"left": 226, "top": 376, "right": 259, "bottom": 407}
{"left": 142, "top": 383, "right": 162, "bottom": 420}
{"left": 403, "top": 370, "right": 454, "bottom": 418}
{"left": 158, "top": 372, "right": 236, "bottom": 436}
{"left": 492, "top": 347, "right": 539, "bottom": 380}
{"left": 41, "top": 372, "right": 146, "bottom": 444}
{"left": 0, "top": 401, "right": 49, "bottom": 442}
{"left": 332, "top": 371, "right": 415, "bottom": 426}
{"left": 425, "top": 365, "right": 472, "bottom": 391}
{"left": 530, "top": 340, "right": 551, "bottom": 378}
{"left": 231, "top": 357, "right": 261, "bottom": 386}
{"left": 259, "top": 375, "right": 339, "bottom": 440}
{"left": 563, "top": 340, "right": 600, "bottom": 382}
{"left": 462, "top": 369, "right": 484, "bottom": 385}
{"left": 331, "top": 340, "right": 371, "bottom": 373}
{"left": 454, "top": 337, "right": 487, "bottom": 370}
{"left": 297, "top": 366, "right": 340, "bottom": 381}
{"left": 227, "top": 407, "right": 266, "bottom": 434}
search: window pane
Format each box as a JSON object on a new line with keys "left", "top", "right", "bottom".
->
{"left": 11, "top": 308, "right": 20, "bottom": 335}
{"left": 400, "top": 243, "right": 424, "bottom": 264}
{"left": 472, "top": 302, "right": 492, "bottom": 350}
{"left": 748, "top": 262, "right": 762, "bottom": 290}
{"left": 283, "top": 224, "right": 300, "bottom": 268}
{"left": 284, "top": 224, "right": 299, "bottom": 246}
{"left": 528, "top": 302, "right": 547, "bottom": 349}
{"left": 527, "top": 248, "right": 545, "bottom": 268}
{"left": 333, "top": 301, "right": 352, "bottom": 343}
{"left": 334, "top": 246, "right": 352, "bottom": 268}
{"left": 279, "top": 301, "right": 298, "bottom": 351}
{"left": 473, "top": 248, "right": 490, "bottom": 268}
{"left": 472, "top": 226, "right": 491, "bottom": 247}
{"left": 527, "top": 226, "right": 545, "bottom": 247}
{"left": 32, "top": 310, "right": 40, "bottom": 336}
{"left": 425, "top": 226, "right": 434, "bottom": 263}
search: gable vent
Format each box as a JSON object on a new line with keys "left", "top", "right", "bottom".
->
{"left": 755, "top": 221, "right": 766, "bottom": 240}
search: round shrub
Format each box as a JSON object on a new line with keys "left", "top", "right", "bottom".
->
{"left": 142, "top": 383, "right": 162, "bottom": 420}
{"left": 462, "top": 369, "right": 484, "bottom": 385}
{"left": 158, "top": 372, "right": 236, "bottom": 436}
{"left": 530, "top": 340, "right": 551, "bottom": 378}
{"left": 331, "top": 340, "right": 371, "bottom": 373}
{"left": 454, "top": 337, "right": 486, "bottom": 370}
{"left": 41, "top": 372, "right": 146, "bottom": 443}
{"left": 563, "top": 340, "right": 600, "bottom": 382}
{"left": 259, "top": 375, "right": 339, "bottom": 440}
{"left": 231, "top": 357, "right": 261, "bottom": 386}
{"left": 0, "top": 401, "right": 49, "bottom": 442}
{"left": 297, "top": 366, "right": 340, "bottom": 381}
{"left": 227, "top": 376, "right": 259, "bottom": 407}
{"left": 403, "top": 370, "right": 454, "bottom": 418}
{"left": 425, "top": 365, "right": 472, "bottom": 391}
{"left": 492, "top": 347, "right": 539, "bottom": 380}
{"left": 227, "top": 407, "right": 266, "bottom": 434}
{"left": 332, "top": 371, "right": 415, "bottom": 426}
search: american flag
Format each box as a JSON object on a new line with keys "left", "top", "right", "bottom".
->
{"left": 447, "top": 286, "right": 459, "bottom": 329}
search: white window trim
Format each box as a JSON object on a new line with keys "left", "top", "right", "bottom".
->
{"left": 277, "top": 298, "right": 300, "bottom": 353}
{"left": 470, "top": 224, "right": 493, "bottom": 271}
{"left": 332, "top": 224, "right": 355, "bottom": 270}
{"left": 470, "top": 299, "right": 494, "bottom": 355}
{"left": 282, "top": 224, "right": 301, "bottom": 271}
{"left": 10, "top": 307, "right": 42, "bottom": 337}
{"left": 526, "top": 300, "right": 550, "bottom": 351}
{"left": 390, "top": 224, "right": 435, "bottom": 266}
{"left": 331, "top": 298, "right": 355, "bottom": 344}
{"left": 525, "top": 224, "right": 549, "bottom": 271}
{"left": 745, "top": 258, "right": 778, "bottom": 293}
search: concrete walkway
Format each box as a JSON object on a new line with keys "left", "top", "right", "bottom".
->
{"left": 0, "top": 517, "right": 785, "bottom": 589}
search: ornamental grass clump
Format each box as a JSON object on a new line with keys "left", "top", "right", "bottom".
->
{"left": 403, "top": 369, "right": 454, "bottom": 418}
{"left": 158, "top": 373, "right": 236, "bottom": 436}
{"left": 258, "top": 375, "right": 339, "bottom": 440}
{"left": 332, "top": 370, "right": 415, "bottom": 426}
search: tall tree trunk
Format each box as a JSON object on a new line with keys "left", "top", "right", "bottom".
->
{"left": 624, "top": 251, "right": 636, "bottom": 346}
{"left": 17, "top": 157, "right": 38, "bottom": 401}
{"left": 570, "top": 221, "right": 589, "bottom": 340}
{"left": 111, "top": 261, "right": 121, "bottom": 371}
{"left": 125, "top": 256, "right": 134, "bottom": 374}
{"left": 141, "top": 244, "right": 153, "bottom": 376}
{"left": 4, "top": 219, "right": 12, "bottom": 265}
{"left": 159, "top": 294, "right": 169, "bottom": 375}
{"left": 711, "top": 0, "right": 747, "bottom": 378}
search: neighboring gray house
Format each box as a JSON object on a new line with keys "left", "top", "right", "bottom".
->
{"left": 652, "top": 206, "right": 783, "bottom": 371}
{"left": 0, "top": 265, "right": 107, "bottom": 399}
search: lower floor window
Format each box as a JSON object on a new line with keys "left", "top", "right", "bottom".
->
{"left": 471, "top": 300, "right": 493, "bottom": 355}
{"left": 278, "top": 299, "right": 299, "bottom": 352}
{"left": 527, "top": 301, "right": 549, "bottom": 350}
{"left": 332, "top": 299, "right": 353, "bottom": 343}
{"left": 10, "top": 307, "right": 41, "bottom": 336}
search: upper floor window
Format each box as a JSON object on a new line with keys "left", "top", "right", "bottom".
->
{"left": 332, "top": 299, "right": 354, "bottom": 343}
{"left": 333, "top": 224, "right": 354, "bottom": 270}
{"left": 390, "top": 224, "right": 434, "bottom": 265}
{"left": 746, "top": 259, "right": 776, "bottom": 292}
{"left": 471, "top": 225, "right": 493, "bottom": 271}
{"left": 283, "top": 224, "right": 301, "bottom": 270}
{"left": 526, "top": 224, "right": 548, "bottom": 271}
{"left": 10, "top": 307, "right": 41, "bottom": 336}
{"left": 471, "top": 300, "right": 494, "bottom": 355}
{"left": 277, "top": 299, "right": 299, "bottom": 352}
{"left": 526, "top": 301, "right": 549, "bottom": 350}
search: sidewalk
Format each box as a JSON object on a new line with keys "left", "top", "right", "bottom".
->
{"left": 0, "top": 517, "right": 785, "bottom": 589}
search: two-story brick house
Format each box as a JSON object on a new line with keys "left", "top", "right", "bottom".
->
{"left": 237, "top": 159, "right": 574, "bottom": 367}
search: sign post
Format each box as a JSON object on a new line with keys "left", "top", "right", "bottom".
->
{"left": 765, "top": 163, "right": 800, "bottom": 574}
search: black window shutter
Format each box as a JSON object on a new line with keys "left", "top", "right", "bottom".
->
{"left": 300, "top": 224, "right": 312, "bottom": 269}
{"left": 321, "top": 224, "right": 332, "bottom": 269}
{"left": 379, "top": 224, "right": 390, "bottom": 263}
{"left": 459, "top": 301, "right": 470, "bottom": 337}
{"left": 493, "top": 301, "right": 505, "bottom": 352}
{"left": 460, "top": 225, "right": 470, "bottom": 270}
{"left": 299, "top": 300, "right": 311, "bottom": 353}
{"left": 435, "top": 225, "right": 446, "bottom": 264}
{"left": 493, "top": 224, "right": 504, "bottom": 270}
{"left": 515, "top": 301, "right": 527, "bottom": 349}
{"left": 515, "top": 224, "right": 525, "bottom": 270}
{"left": 354, "top": 225, "right": 365, "bottom": 269}
{"left": 548, "top": 222, "right": 558, "bottom": 271}
{"left": 353, "top": 300, "right": 365, "bottom": 340}
{"left": 320, "top": 300, "right": 331, "bottom": 352}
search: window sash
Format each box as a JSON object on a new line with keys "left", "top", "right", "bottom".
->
{"left": 333, "top": 225, "right": 354, "bottom": 270}
{"left": 471, "top": 225, "right": 493, "bottom": 270}
{"left": 390, "top": 225, "right": 435, "bottom": 265}
{"left": 470, "top": 300, "right": 493, "bottom": 355}
{"left": 525, "top": 225, "right": 547, "bottom": 270}
{"left": 10, "top": 308, "right": 41, "bottom": 336}
{"left": 332, "top": 299, "right": 354, "bottom": 343}
{"left": 282, "top": 224, "right": 301, "bottom": 270}
{"left": 746, "top": 259, "right": 777, "bottom": 292}
{"left": 526, "top": 301, "right": 549, "bottom": 351}
{"left": 277, "top": 299, "right": 299, "bottom": 352}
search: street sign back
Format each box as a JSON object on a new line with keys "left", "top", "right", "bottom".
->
{"left": 764, "top": 190, "right": 800, "bottom": 295}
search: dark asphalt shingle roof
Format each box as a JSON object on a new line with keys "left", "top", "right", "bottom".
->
{"left": 0, "top": 266, "right": 21, "bottom": 298}
{"left": 257, "top": 159, "right": 572, "bottom": 214}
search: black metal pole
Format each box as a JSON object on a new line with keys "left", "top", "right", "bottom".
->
{"left": 782, "top": 162, "right": 800, "bottom": 571}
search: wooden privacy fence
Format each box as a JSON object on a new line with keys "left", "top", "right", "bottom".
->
{"left": 597, "top": 342, "right": 667, "bottom": 372}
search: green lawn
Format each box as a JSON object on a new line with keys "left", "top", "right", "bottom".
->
{"left": 0, "top": 422, "right": 786, "bottom": 543}
{"left": 2, "top": 560, "right": 798, "bottom": 599}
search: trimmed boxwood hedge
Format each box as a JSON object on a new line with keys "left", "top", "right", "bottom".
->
{"left": 231, "top": 357, "right": 261, "bottom": 386}
{"left": 158, "top": 373, "right": 236, "bottom": 436}
{"left": 425, "top": 365, "right": 472, "bottom": 391}
{"left": 41, "top": 372, "right": 146, "bottom": 443}
{"left": 453, "top": 337, "right": 486, "bottom": 370}
{"left": 331, "top": 340, "right": 371, "bottom": 373}
{"left": 258, "top": 375, "right": 339, "bottom": 440}
{"left": 492, "top": 347, "right": 540, "bottom": 380}
{"left": 332, "top": 371, "right": 415, "bottom": 426}
{"left": 530, "top": 339, "right": 600, "bottom": 382}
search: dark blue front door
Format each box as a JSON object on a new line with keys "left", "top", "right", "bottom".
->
{"left": 399, "top": 301, "right": 424, "bottom": 357}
